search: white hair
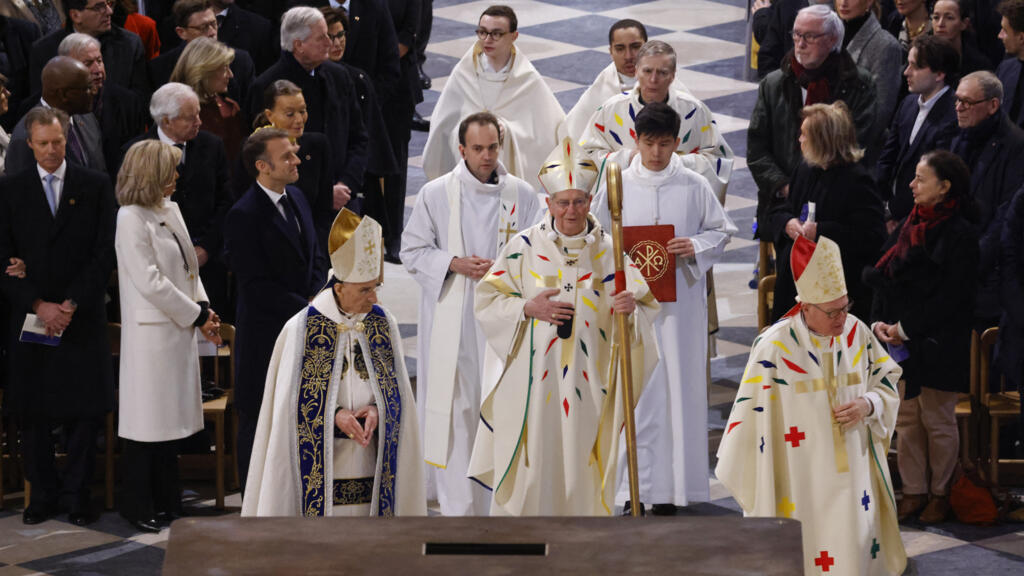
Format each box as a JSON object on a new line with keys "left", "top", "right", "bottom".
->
{"left": 149, "top": 82, "right": 199, "bottom": 124}
{"left": 798, "top": 4, "right": 844, "bottom": 53}
{"left": 280, "top": 6, "right": 324, "bottom": 52}
{"left": 58, "top": 32, "right": 100, "bottom": 58}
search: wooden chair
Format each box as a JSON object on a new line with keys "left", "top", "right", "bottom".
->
{"left": 956, "top": 330, "right": 982, "bottom": 466}
{"left": 202, "top": 323, "right": 236, "bottom": 509}
{"left": 758, "top": 241, "right": 775, "bottom": 281}
{"left": 757, "top": 275, "right": 776, "bottom": 333}
{"left": 980, "top": 327, "right": 1022, "bottom": 488}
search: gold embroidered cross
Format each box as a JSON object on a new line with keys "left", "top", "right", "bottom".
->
{"left": 793, "top": 352, "right": 862, "bottom": 474}
{"left": 500, "top": 222, "right": 517, "bottom": 244}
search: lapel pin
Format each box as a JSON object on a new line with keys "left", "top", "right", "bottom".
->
{"left": 69, "top": 198, "right": 76, "bottom": 206}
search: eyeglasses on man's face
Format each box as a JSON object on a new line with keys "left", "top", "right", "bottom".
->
{"left": 808, "top": 300, "right": 854, "bottom": 319}
{"left": 790, "top": 30, "right": 828, "bottom": 44}
{"left": 954, "top": 96, "right": 994, "bottom": 109}
{"left": 82, "top": 0, "right": 114, "bottom": 13}
{"left": 476, "top": 28, "right": 509, "bottom": 41}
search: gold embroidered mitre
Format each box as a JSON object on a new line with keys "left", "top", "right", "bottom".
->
{"left": 537, "top": 137, "right": 599, "bottom": 195}
{"left": 328, "top": 209, "right": 383, "bottom": 283}
{"left": 791, "top": 234, "right": 847, "bottom": 305}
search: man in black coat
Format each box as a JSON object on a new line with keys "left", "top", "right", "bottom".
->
{"left": 149, "top": 0, "right": 255, "bottom": 107}
{"left": 997, "top": 0, "right": 1024, "bottom": 128}
{"left": 0, "top": 106, "right": 115, "bottom": 526}
{"left": 345, "top": 0, "right": 413, "bottom": 262}
{"left": 950, "top": 70, "right": 1024, "bottom": 329}
{"left": 29, "top": 0, "right": 148, "bottom": 100}
{"left": 877, "top": 35, "right": 959, "bottom": 231}
{"left": 224, "top": 127, "right": 327, "bottom": 493}
{"left": 210, "top": 0, "right": 275, "bottom": 75}
{"left": 248, "top": 6, "right": 368, "bottom": 205}
{"left": 125, "top": 82, "right": 232, "bottom": 318}
{"left": 0, "top": 15, "right": 42, "bottom": 131}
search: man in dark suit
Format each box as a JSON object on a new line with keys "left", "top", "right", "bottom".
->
{"left": 60, "top": 32, "right": 145, "bottom": 176}
{"left": 29, "top": 0, "right": 149, "bottom": 99}
{"left": 248, "top": 6, "right": 368, "bottom": 206}
{"left": 7, "top": 56, "right": 104, "bottom": 175}
{"left": 0, "top": 14, "right": 42, "bottom": 131}
{"left": 998, "top": 0, "right": 1024, "bottom": 127}
{"left": 149, "top": 0, "right": 254, "bottom": 108}
{"left": 0, "top": 106, "right": 115, "bottom": 526}
{"left": 951, "top": 70, "right": 1024, "bottom": 329}
{"left": 877, "top": 35, "right": 960, "bottom": 232}
{"left": 125, "top": 82, "right": 232, "bottom": 317}
{"left": 210, "top": 0, "right": 275, "bottom": 75}
{"left": 224, "top": 127, "right": 327, "bottom": 492}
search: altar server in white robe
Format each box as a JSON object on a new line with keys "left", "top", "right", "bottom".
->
{"left": 243, "top": 210, "right": 426, "bottom": 517}
{"left": 400, "top": 111, "right": 540, "bottom": 516}
{"left": 592, "top": 103, "right": 737, "bottom": 513}
{"left": 468, "top": 138, "right": 659, "bottom": 516}
{"left": 580, "top": 40, "right": 734, "bottom": 200}
{"left": 716, "top": 235, "right": 906, "bottom": 576}
{"left": 421, "top": 5, "right": 564, "bottom": 189}
{"left": 563, "top": 20, "right": 690, "bottom": 145}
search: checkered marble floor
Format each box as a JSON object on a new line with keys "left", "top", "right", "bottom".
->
{"left": 1, "top": 1, "right": 1022, "bottom": 573}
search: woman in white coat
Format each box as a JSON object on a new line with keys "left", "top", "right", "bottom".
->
{"left": 114, "top": 140, "right": 222, "bottom": 533}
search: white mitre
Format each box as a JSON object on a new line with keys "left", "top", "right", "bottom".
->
{"left": 792, "top": 234, "right": 847, "bottom": 306}
{"left": 538, "top": 137, "right": 599, "bottom": 195}
{"left": 329, "top": 208, "right": 383, "bottom": 283}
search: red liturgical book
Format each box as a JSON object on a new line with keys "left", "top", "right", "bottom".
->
{"left": 623, "top": 224, "right": 676, "bottom": 302}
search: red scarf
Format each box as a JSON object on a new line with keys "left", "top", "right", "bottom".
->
{"left": 875, "top": 199, "right": 959, "bottom": 276}
{"left": 790, "top": 54, "right": 831, "bottom": 105}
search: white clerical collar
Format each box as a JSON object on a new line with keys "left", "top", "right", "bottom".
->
{"left": 455, "top": 159, "right": 507, "bottom": 189}
{"left": 917, "top": 84, "right": 950, "bottom": 111}
{"left": 37, "top": 159, "right": 67, "bottom": 180}
{"left": 617, "top": 69, "right": 637, "bottom": 90}
{"left": 552, "top": 215, "right": 588, "bottom": 239}
{"left": 312, "top": 288, "right": 366, "bottom": 324}
{"left": 631, "top": 151, "right": 681, "bottom": 180}
{"left": 480, "top": 50, "right": 513, "bottom": 74}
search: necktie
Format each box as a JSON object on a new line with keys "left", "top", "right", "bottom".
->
{"left": 43, "top": 174, "right": 58, "bottom": 216}
{"left": 66, "top": 122, "right": 86, "bottom": 165}
{"left": 174, "top": 142, "right": 185, "bottom": 165}
{"left": 216, "top": 14, "right": 225, "bottom": 30}
{"left": 280, "top": 193, "right": 301, "bottom": 235}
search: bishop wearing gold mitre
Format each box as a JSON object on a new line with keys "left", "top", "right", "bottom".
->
{"left": 243, "top": 210, "right": 425, "bottom": 518}
{"left": 468, "top": 138, "right": 660, "bottom": 516}
{"left": 591, "top": 102, "right": 737, "bottom": 514}
{"left": 716, "top": 235, "right": 906, "bottom": 576}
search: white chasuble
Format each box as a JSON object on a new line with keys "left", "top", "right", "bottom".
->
{"left": 421, "top": 44, "right": 565, "bottom": 190}
{"left": 400, "top": 161, "right": 540, "bottom": 515}
{"left": 592, "top": 153, "right": 737, "bottom": 506}
{"left": 242, "top": 290, "right": 426, "bottom": 517}
{"left": 716, "top": 314, "right": 907, "bottom": 576}
{"left": 580, "top": 87, "right": 734, "bottom": 200}
{"left": 469, "top": 214, "right": 660, "bottom": 516}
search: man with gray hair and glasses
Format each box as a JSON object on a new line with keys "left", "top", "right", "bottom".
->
{"left": 949, "top": 70, "right": 1024, "bottom": 331}
{"left": 247, "top": 5, "right": 368, "bottom": 209}
{"left": 580, "top": 40, "right": 734, "bottom": 200}
{"left": 748, "top": 3, "right": 877, "bottom": 245}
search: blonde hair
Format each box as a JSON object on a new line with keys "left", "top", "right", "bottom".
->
{"left": 800, "top": 101, "right": 864, "bottom": 169}
{"left": 169, "top": 37, "right": 235, "bottom": 102}
{"left": 117, "top": 140, "right": 182, "bottom": 207}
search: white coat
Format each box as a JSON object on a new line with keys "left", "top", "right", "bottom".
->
{"left": 115, "top": 199, "right": 208, "bottom": 442}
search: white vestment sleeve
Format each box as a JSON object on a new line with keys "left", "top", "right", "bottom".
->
{"left": 400, "top": 184, "right": 456, "bottom": 303}
{"left": 685, "top": 179, "right": 738, "bottom": 281}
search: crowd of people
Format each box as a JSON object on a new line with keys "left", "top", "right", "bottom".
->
{"left": 0, "top": 0, "right": 1021, "bottom": 574}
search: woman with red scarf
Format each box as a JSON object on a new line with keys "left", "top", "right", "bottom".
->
{"left": 864, "top": 149, "right": 979, "bottom": 525}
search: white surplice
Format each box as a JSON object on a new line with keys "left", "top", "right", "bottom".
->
{"left": 421, "top": 44, "right": 565, "bottom": 189}
{"left": 580, "top": 87, "right": 734, "bottom": 200}
{"left": 400, "top": 160, "right": 540, "bottom": 516}
{"left": 592, "top": 153, "right": 737, "bottom": 505}
{"left": 242, "top": 290, "right": 426, "bottom": 517}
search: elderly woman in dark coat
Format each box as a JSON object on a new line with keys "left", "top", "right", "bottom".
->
{"left": 864, "top": 149, "right": 979, "bottom": 525}
{"left": 767, "top": 100, "right": 886, "bottom": 322}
